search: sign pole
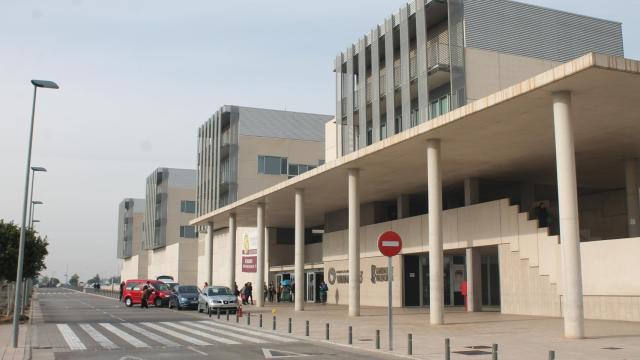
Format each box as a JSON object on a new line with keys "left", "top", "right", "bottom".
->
{"left": 388, "top": 255, "right": 393, "bottom": 351}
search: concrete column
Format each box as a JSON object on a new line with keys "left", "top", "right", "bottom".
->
{"left": 625, "top": 159, "right": 640, "bottom": 237}
{"left": 427, "top": 139, "right": 444, "bottom": 325}
{"left": 397, "top": 194, "right": 410, "bottom": 219}
{"left": 206, "top": 222, "right": 214, "bottom": 285}
{"left": 552, "top": 91, "right": 584, "bottom": 339}
{"left": 294, "top": 189, "right": 305, "bottom": 311}
{"left": 228, "top": 214, "right": 236, "bottom": 289}
{"left": 256, "top": 203, "right": 265, "bottom": 307}
{"left": 465, "top": 247, "right": 482, "bottom": 312}
{"left": 358, "top": 37, "right": 368, "bottom": 149}
{"left": 371, "top": 26, "right": 381, "bottom": 143}
{"left": 464, "top": 177, "right": 479, "bottom": 206}
{"left": 384, "top": 17, "right": 396, "bottom": 135}
{"left": 415, "top": 0, "right": 429, "bottom": 122}
{"left": 264, "top": 227, "right": 270, "bottom": 284}
{"left": 348, "top": 169, "right": 361, "bottom": 316}
{"left": 399, "top": 5, "right": 411, "bottom": 131}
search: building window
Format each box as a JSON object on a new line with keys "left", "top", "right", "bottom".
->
{"left": 258, "top": 155, "right": 288, "bottom": 175}
{"left": 430, "top": 94, "right": 451, "bottom": 118}
{"left": 180, "top": 200, "right": 196, "bottom": 213}
{"left": 179, "top": 225, "right": 197, "bottom": 238}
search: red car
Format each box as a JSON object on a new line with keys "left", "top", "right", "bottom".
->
{"left": 122, "top": 280, "right": 171, "bottom": 307}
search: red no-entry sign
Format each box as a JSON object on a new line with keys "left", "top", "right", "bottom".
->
{"left": 378, "top": 231, "right": 402, "bottom": 257}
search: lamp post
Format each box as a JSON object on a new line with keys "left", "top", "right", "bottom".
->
{"left": 12, "top": 79, "right": 58, "bottom": 348}
{"left": 30, "top": 201, "right": 43, "bottom": 229}
{"left": 28, "top": 166, "right": 47, "bottom": 228}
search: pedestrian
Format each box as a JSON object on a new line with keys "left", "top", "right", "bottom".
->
{"left": 141, "top": 283, "right": 150, "bottom": 309}
{"left": 535, "top": 202, "right": 550, "bottom": 228}
{"left": 268, "top": 282, "right": 275, "bottom": 303}
{"left": 119, "top": 281, "right": 125, "bottom": 301}
{"left": 263, "top": 282, "right": 268, "bottom": 303}
{"left": 277, "top": 284, "right": 282, "bottom": 302}
{"left": 290, "top": 281, "right": 295, "bottom": 303}
{"left": 240, "top": 283, "right": 247, "bottom": 304}
{"left": 203, "top": 281, "right": 209, "bottom": 291}
{"left": 234, "top": 282, "right": 240, "bottom": 300}
{"left": 247, "top": 282, "right": 253, "bottom": 305}
{"left": 319, "top": 281, "right": 328, "bottom": 304}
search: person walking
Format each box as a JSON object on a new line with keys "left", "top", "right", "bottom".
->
{"left": 246, "top": 282, "right": 253, "bottom": 305}
{"left": 319, "top": 281, "right": 328, "bottom": 304}
{"left": 119, "top": 281, "right": 125, "bottom": 302}
{"left": 263, "top": 283, "right": 268, "bottom": 303}
{"left": 268, "top": 282, "right": 275, "bottom": 303}
{"left": 203, "top": 282, "right": 209, "bottom": 291}
{"left": 141, "top": 282, "right": 152, "bottom": 309}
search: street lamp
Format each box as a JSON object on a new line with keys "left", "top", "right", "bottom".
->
{"left": 30, "top": 201, "right": 44, "bottom": 229}
{"left": 12, "top": 79, "right": 58, "bottom": 348}
{"left": 28, "top": 166, "right": 47, "bottom": 229}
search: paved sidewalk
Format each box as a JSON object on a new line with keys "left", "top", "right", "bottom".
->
{"left": 0, "top": 323, "right": 29, "bottom": 360}
{"left": 236, "top": 303, "right": 640, "bottom": 360}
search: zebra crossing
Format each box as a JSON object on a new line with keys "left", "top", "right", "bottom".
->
{"left": 55, "top": 320, "right": 298, "bottom": 351}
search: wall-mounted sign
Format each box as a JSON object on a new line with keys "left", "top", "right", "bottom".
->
{"left": 242, "top": 231, "right": 257, "bottom": 255}
{"left": 327, "top": 267, "right": 363, "bottom": 285}
{"left": 242, "top": 256, "right": 257, "bottom": 273}
{"left": 371, "top": 265, "right": 389, "bottom": 283}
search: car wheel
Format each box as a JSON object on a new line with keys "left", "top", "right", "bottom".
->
{"left": 154, "top": 297, "right": 162, "bottom": 307}
{"left": 124, "top": 297, "right": 133, "bottom": 307}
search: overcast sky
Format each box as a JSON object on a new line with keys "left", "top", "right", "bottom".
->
{"left": 1, "top": 0, "right": 638, "bottom": 283}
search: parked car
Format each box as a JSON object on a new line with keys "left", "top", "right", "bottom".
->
{"left": 122, "top": 279, "right": 171, "bottom": 307}
{"left": 198, "top": 286, "right": 238, "bottom": 315}
{"left": 168, "top": 285, "right": 200, "bottom": 310}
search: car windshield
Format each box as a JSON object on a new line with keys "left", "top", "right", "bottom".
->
{"left": 207, "top": 287, "right": 231, "bottom": 296}
{"left": 154, "top": 283, "right": 169, "bottom": 291}
{"left": 178, "top": 286, "right": 198, "bottom": 293}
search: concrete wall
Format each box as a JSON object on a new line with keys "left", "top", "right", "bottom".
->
{"left": 324, "top": 119, "right": 337, "bottom": 163}
{"left": 465, "top": 48, "right": 559, "bottom": 102}
{"left": 237, "top": 135, "right": 324, "bottom": 200}
{"left": 579, "top": 189, "right": 628, "bottom": 241}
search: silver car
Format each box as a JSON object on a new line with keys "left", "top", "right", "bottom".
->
{"left": 198, "top": 286, "right": 238, "bottom": 315}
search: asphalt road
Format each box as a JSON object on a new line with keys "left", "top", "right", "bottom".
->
{"left": 31, "top": 288, "right": 396, "bottom": 360}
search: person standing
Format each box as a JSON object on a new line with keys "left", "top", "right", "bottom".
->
{"left": 203, "top": 282, "right": 209, "bottom": 291}
{"left": 319, "top": 281, "right": 328, "bottom": 304}
{"left": 268, "top": 282, "right": 275, "bottom": 303}
{"left": 141, "top": 282, "right": 150, "bottom": 309}
{"left": 535, "top": 202, "right": 550, "bottom": 228}
{"left": 247, "top": 282, "right": 253, "bottom": 305}
{"left": 119, "top": 281, "right": 125, "bottom": 302}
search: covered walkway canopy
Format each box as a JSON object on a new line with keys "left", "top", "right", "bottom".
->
{"left": 191, "top": 53, "right": 640, "bottom": 230}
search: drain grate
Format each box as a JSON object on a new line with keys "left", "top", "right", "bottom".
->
{"left": 453, "top": 350, "right": 492, "bottom": 356}
{"left": 602, "top": 347, "right": 623, "bottom": 350}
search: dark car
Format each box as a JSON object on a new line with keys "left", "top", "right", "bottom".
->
{"left": 168, "top": 285, "right": 201, "bottom": 310}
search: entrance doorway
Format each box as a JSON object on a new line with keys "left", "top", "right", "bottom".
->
{"left": 304, "top": 271, "right": 324, "bottom": 303}
{"left": 403, "top": 250, "right": 500, "bottom": 308}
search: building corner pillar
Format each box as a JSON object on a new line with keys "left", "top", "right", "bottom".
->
{"left": 427, "top": 139, "right": 444, "bottom": 325}
{"left": 256, "top": 203, "right": 265, "bottom": 308}
{"left": 294, "top": 189, "right": 305, "bottom": 311}
{"left": 206, "top": 222, "right": 214, "bottom": 285}
{"left": 348, "top": 169, "right": 361, "bottom": 316}
{"left": 228, "top": 214, "right": 236, "bottom": 290}
{"left": 625, "top": 159, "right": 640, "bottom": 238}
{"left": 465, "top": 248, "right": 482, "bottom": 312}
{"left": 553, "top": 91, "right": 584, "bottom": 339}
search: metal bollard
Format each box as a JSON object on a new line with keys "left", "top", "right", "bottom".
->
{"left": 288, "top": 318, "right": 292, "bottom": 333}
{"left": 408, "top": 334, "right": 413, "bottom": 355}
{"left": 305, "top": 320, "right": 309, "bottom": 336}
{"left": 376, "top": 330, "right": 380, "bottom": 350}
{"left": 273, "top": 316, "right": 276, "bottom": 330}
{"left": 247, "top": 312, "right": 251, "bottom": 326}
{"left": 325, "top": 323, "right": 329, "bottom": 340}
{"left": 348, "top": 326, "right": 352, "bottom": 345}
{"left": 549, "top": 350, "right": 555, "bottom": 360}
{"left": 445, "top": 338, "right": 451, "bottom": 360}
{"left": 217, "top": 308, "right": 220, "bottom": 319}
{"left": 492, "top": 344, "right": 498, "bottom": 360}
{"left": 259, "top": 314, "right": 263, "bottom": 328}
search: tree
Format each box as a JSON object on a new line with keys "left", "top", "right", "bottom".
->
{"left": 87, "top": 274, "right": 101, "bottom": 285}
{"left": 0, "top": 220, "right": 49, "bottom": 282}
{"left": 69, "top": 274, "right": 80, "bottom": 287}
{"left": 49, "top": 278, "right": 60, "bottom": 287}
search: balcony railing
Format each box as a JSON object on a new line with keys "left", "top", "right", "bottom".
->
{"left": 427, "top": 42, "right": 451, "bottom": 72}
{"left": 409, "top": 49, "right": 417, "bottom": 79}
{"left": 393, "top": 59, "right": 401, "bottom": 88}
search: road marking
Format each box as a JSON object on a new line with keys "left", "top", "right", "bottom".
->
{"left": 120, "top": 323, "right": 181, "bottom": 347}
{"left": 79, "top": 324, "right": 119, "bottom": 350}
{"left": 141, "top": 322, "right": 211, "bottom": 346}
{"left": 56, "top": 324, "right": 86, "bottom": 350}
{"left": 198, "top": 321, "right": 298, "bottom": 343}
{"left": 262, "top": 348, "right": 311, "bottom": 358}
{"left": 99, "top": 323, "right": 150, "bottom": 348}
{"left": 161, "top": 322, "right": 240, "bottom": 345}
{"left": 188, "top": 346, "right": 208, "bottom": 356}
{"left": 184, "top": 321, "right": 268, "bottom": 344}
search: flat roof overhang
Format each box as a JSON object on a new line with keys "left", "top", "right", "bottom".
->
{"left": 192, "top": 54, "right": 640, "bottom": 231}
